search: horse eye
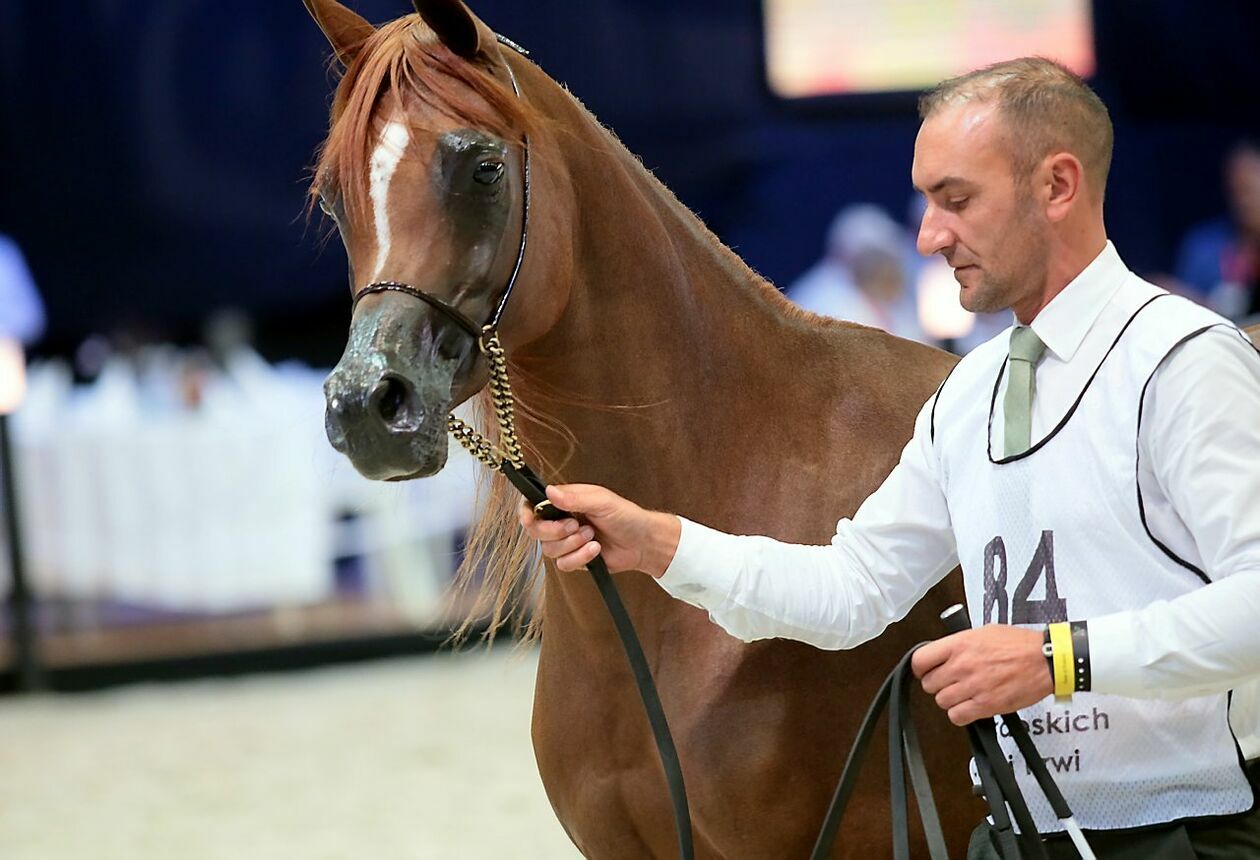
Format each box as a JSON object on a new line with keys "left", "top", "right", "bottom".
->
{"left": 318, "top": 195, "right": 335, "bottom": 217}
{"left": 473, "top": 161, "right": 504, "bottom": 185}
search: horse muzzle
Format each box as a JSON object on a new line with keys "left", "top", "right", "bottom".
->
{"left": 323, "top": 294, "right": 467, "bottom": 480}
{"left": 324, "top": 368, "right": 450, "bottom": 481}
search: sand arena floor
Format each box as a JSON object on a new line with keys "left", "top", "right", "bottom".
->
{"left": 0, "top": 648, "right": 581, "bottom": 859}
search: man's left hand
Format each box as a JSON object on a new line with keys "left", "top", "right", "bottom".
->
{"left": 911, "top": 624, "right": 1052, "bottom": 726}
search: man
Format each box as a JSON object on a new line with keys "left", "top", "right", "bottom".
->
{"left": 520, "top": 58, "right": 1260, "bottom": 857}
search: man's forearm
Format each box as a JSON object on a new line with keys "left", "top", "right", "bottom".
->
{"left": 1091, "top": 570, "right": 1260, "bottom": 699}
{"left": 653, "top": 517, "right": 956, "bottom": 650}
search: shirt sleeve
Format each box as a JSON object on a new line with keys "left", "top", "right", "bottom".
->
{"left": 1091, "top": 328, "right": 1260, "bottom": 698}
{"left": 655, "top": 394, "right": 960, "bottom": 650}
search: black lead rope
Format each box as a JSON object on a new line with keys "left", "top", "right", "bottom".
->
{"left": 500, "top": 461, "right": 695, "bottom": 860}
{"left": 811, "top": 604, "right": 1091, "bottom": 860}
{"left": 809, "top": 645, "right": 948, "bottom": 860}
{"left": 940, "top": 607, "right": 1049, "bottom": 860}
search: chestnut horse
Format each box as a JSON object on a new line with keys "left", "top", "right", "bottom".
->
{"left": 305, "top": 0, "right": 975, "bottom": 855}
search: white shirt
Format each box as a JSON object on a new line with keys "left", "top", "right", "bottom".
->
{"left": 658, "top": 242, "right": 1260, "bottom": 758}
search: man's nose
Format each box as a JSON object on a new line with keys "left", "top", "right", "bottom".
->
{"left": 916, "top": 207, "right": 952, "bottom": 257}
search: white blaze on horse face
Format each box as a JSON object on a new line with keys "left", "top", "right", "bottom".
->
{"left": 368, "top": 120, "right": 411, "bottom": 282}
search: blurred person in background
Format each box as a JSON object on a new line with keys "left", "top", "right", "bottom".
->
{"left": 787, "top": 203, "right": 926, "bottom": 342}
{"left": 0, "top": 233, "right": 45, "bottom": 348}
{"left": 1174, "top": 140, "right": 1260, "bottom": 324}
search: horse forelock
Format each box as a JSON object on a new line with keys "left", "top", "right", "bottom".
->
{"left": 308, "top": 15, "right": 542, "bottom": 225}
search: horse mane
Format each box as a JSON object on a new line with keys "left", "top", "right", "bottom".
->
{"left": 309, "top": 15, "right": 544, "bottom": 221}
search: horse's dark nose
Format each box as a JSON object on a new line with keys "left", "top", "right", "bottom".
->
{"left": 322, "top": 291, "right": 457, "bottom": 481}
{"left": 325, "top": 371, "right": 424, "bottom": 448}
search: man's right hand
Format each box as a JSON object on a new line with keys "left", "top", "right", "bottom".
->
{"left": 516, "top": 484, "right": 681, "bottom": 578}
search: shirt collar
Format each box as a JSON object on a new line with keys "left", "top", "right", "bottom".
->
{"left": 1028, "top": 241, "right": 1127, "bottom": 363}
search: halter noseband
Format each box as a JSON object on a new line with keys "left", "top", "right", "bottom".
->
{"left": 351, "top": 34, "right": 531, "bottom": 345}
{"left": 351, "top": 281, "right": 484, "bottom": 339}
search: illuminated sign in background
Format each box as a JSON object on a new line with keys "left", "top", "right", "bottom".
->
{"left": 765, "top": 0, "right": 1095, "bottom": 98}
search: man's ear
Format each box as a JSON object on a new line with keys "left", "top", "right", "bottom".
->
{"left": 303, "top": 0, "right": 375, "bottom": 67}
{"left": 1044, "top": 152, "right": 1085, "bottom": 222}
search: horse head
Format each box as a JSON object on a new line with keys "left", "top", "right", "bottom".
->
{"left": 306, "top": 0, "right": 568, "bottom": 480}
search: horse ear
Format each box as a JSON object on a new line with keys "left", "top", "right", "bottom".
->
{"left": 303, "top": 0, "right": 375, "bottom": 67}
{"left": 411, "top": 0, "right": 487, "bottom": 60}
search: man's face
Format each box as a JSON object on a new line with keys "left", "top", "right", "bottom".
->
{"left": 911, "top": 102, "right": 1049, "bottom": 316}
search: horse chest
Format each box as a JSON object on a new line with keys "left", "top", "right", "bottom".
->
{"left": 529, "top": 632, "right": 859, "bottom": 858}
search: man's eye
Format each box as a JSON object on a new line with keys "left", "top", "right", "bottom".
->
{"left": 947, "top": 197, "right": 969, "bottom": 211}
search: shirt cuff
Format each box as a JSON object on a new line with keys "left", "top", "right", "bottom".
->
{"left": 1085, "top": 610, "right": 1145, "bottom": 697}
{"left": 655, "top": 516, "right": 742, "bottom": 607}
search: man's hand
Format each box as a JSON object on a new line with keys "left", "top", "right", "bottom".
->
{"left": 517, "top": 484, "right": 681, "bottom": 577}
{"left": 911, "top": 625, "right": 1052, "bottom": 725}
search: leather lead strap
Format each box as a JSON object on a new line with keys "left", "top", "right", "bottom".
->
{"left": 500, "top": 461, "right": 694, "bottom": 860}
{"left": 810, "top": 647, "right": 950, "bottom": 860}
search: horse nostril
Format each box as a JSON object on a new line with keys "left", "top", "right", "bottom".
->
{"left": 369, "top": 375, "right": 421, "bottom": 431}
{"left": 376, "top": 377, "right": 406, "bottom": 422}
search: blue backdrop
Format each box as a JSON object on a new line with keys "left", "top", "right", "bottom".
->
{"left": 1, "top": 0, "right": 1257, "bottom": 359}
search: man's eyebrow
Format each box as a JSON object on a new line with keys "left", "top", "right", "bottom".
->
{"left": 912, "top": 176, "right": 971, "bottom": 194}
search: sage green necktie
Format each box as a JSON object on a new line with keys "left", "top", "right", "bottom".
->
{"left": 1004, "top": 326, "right": 1047, "bottom": 457}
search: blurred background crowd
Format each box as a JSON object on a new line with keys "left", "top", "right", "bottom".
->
{"left": 0, "top": 0, "right": 1257, "bottom": 856}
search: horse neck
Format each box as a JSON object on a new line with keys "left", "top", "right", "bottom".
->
{"left": 498, "top": 67, "right": 954, "bottom": 640}
{"left": 513, "top": 81, "right": 830, "bottom": 487}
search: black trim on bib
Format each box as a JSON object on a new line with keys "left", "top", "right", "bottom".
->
{"left": 986, "top": 294, "right": 1169, "bottom": 465}
{"left": 929, "top": 360, "right": 963, "bottom": 445}
{"left": 1225, "top": 689, "right": 1260, "bottom": 815}
{"left": 1134, "top": 324, "right": 1260, "bottom": 585}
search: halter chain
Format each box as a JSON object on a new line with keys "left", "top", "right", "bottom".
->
{"left": 446, "top": 327, "right": 525, "bottom": 471}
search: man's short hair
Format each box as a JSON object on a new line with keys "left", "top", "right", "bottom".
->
{"left": 919, "top": 57, "right": 1114, "bottom": 200}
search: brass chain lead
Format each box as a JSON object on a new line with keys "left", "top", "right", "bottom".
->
{"left": 447, "top": 415, "right": 499, "bottom": 468}
{"left": 445, "top": 327, "right": 525, "bottom": 470}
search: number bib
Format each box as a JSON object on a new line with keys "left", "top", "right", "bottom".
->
{"left": 932, "top": 288, "right": 1254, "bottom": 832}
